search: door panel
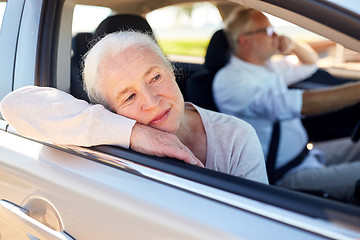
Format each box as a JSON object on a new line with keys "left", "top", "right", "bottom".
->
{"left": 0, "top": 130, "right": 340, "bottom": 239}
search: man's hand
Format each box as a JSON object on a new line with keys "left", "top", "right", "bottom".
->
{"left": 277, "top": 35, "right": 295, "bottom": 55}
{"left": 130, "top": 123, "right": 205, "bottom": 167}
{"left": 278, "top": 35, "right": 318, "bottom": 64}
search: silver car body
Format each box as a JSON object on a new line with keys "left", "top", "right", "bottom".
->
{"left": 0, "top": 0, "right": 360, "bottom": 239}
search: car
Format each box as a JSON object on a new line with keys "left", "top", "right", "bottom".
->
{"left": 0, "top": 0, "right": 360, "bottom": 239}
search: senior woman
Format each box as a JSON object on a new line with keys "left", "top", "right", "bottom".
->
{"left": 1, "top": 31, "right": 268, "bottom": 184}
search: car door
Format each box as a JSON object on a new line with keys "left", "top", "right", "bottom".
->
{"left": 0, "top": 1, "right": 296, "bottom": 239}
{"left": 1, "top": 0, "right": 360, "bottom": 239}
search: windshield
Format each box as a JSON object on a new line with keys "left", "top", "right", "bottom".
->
{"left": 326, "top": 0, "right": 360, "bottom": 15}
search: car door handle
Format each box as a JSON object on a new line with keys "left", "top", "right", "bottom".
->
{"left": 0, "top": 200, "right": 74, "bottom": 240}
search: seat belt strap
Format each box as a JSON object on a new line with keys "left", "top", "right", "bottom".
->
{"left": 266, "top": 121, "right": 280, "bottom": 184}
{"left": 272, "top": 146, "right": 309, "bottom": 183}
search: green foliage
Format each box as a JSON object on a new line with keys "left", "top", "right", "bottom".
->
{"left": 158, "top": 39, "right": 210, "bottom": 57}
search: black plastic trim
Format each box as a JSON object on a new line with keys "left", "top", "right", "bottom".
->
{"left": 36, "top": 0, "right": 63, "bottom": 87}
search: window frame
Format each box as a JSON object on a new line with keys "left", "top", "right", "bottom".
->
{"left": 0, "top": 0, "right": 24, "bottom": 106}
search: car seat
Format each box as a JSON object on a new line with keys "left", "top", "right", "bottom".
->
{"left": 93, "top": 14, "right": 154, "bottom": 40}
{"left": 71, "top": 32, "right": 93, "bottom": 102}
{"left": 185, "top": 29, "right": 230, "bottom": 111}
{"left": 70, "top": 14, "right": 155, "bottom": 102}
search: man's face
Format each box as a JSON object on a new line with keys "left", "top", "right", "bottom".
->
{"left": 245, "top": 12, "right": 279, "bottom": 61}
{"left": 100, "top": 46, "right": 184, "bottom": 134}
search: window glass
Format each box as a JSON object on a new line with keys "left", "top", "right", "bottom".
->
{"left": 0, "top": 2, "right": 6, "bottom": 32}
{"left": 72, "top": 4, "right": 111, "bottom": 36}
{"left": 326, "top": 0, "right": 360, "bottom": 15}
{"left": 147, "top": 3, "right": 223, "bottom": 63}
{"left": 267, "top": 13, "right": 360, "bottom": 79}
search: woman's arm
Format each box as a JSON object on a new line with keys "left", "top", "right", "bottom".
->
{"left": 1, "top": 86, "right": 135, "bottom": 147}
{"left": 238, "top": 129, "right": 269, "bottom": 184}
{"left": 1, "top": 86, "right": 203, "bottom": 166}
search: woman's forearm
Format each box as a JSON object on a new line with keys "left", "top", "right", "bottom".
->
{"left": 1, "top": 86, "right": 136, "bottom": 147}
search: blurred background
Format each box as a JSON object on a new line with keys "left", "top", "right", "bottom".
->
{"left": 1, "top": 2, "right": 358, "bottom": 77}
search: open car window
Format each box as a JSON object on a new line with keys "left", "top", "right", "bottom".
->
{"left": 266, "top": 13, "right": 360, "bottom": 86}
{"left": 67, "top": 0, "right": 360, "bottom": 207}
{"left": 146, "top": 2, "right": 223, "bottom": 64}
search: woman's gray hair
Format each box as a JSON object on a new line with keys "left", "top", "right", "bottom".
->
{"left": 82, "top": 31, "right": 173, "bottom": 109}
{"left": 224, "top": 7, "right": 257, "bottom": 54}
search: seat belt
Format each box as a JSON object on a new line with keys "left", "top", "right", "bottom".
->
{"left": 266, "top": 121, "right": 310, "bottom": 184}
{"left": 266, "top": 122, "right": 280, "bottom": 184}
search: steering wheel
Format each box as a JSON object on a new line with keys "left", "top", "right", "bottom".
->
{"left": 351, "top": 118, "right": 360, "bottom": 142}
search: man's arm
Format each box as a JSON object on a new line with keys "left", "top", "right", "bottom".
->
{"left": 1, "top": 86, "right": 203, "bottom": 167}
{"left": 302, "top": 81, "right": 360, "bottom": 116}
{"left": 278, "top": 35, "right": 319, "bottom": 64}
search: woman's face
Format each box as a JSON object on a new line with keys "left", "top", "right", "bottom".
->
{"left": 100, "top": 46, "right": 184, "bottom": 134}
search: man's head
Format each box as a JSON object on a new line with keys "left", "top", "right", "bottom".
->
{"left": 82, "top": 31, "right": 185, "bottom": 134}
{"left": 225, "top": 7, "right": 279, "bottom": 65}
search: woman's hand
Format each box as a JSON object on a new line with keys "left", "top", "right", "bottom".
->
{"left": 130, "top": 123, "right": 204, "bottom": 167}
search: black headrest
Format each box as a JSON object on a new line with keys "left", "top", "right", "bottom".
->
{"left": 93, "top": 14, "right": 154, "bottom": 40}
{"left": 185, "top": 69, "right": 218, "bottom": 112}
{"left": 72, "top": 32, "right": 93, "bottom": 57}
{"left": 204, "top": 29, "right": 230, "bottom": 72}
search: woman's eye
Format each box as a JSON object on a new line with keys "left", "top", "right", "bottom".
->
{"left": 152, "top": 74, "right": 160, "bottom": 82}
{"left": 125, "top": 93, "right": 136, "bottom": 102}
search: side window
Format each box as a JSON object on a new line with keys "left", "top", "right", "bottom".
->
{"left": 267, "top": 13, "right": 360, "bottom": 81}
{"left": 146, "top": 3, "right": 223, "bottom": 64}
{"left": 72, "top": 4, "right": 111, "bottom": 37}
{"left": 0, "top": 2, "right": 5, "bottom": 31}
{"left": 71, "top": 4, "right": 111, "bottom": 59}
{"left": 70, "top": 4, "right": 111, "bottom": 101}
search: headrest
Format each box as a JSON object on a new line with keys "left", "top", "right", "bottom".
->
{"left": 93, "top": 14, "right": 154, "bottom": 40}
{"left": 204, "top": 29, "right": 230, "bottom": 72}
{"left": 72, "top": 32, "right": 93, "bottom": 57}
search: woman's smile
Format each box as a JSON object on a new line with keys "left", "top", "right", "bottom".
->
{"left": 149, "top": 107, "right": 171, "bottom": 127}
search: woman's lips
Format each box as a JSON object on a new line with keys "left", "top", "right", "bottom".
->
{"left": 149, "top": 108, "right": 171, "bottom": 126}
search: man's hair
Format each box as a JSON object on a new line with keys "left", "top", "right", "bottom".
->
{"left": 82, "top": 31, "right": 173, "bottom": 109}
{"left": 224, "top": 7, "right": 258, "bottom": 54}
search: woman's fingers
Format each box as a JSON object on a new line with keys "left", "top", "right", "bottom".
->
{"left": 161, "top": 139, "right": 205, "bottom": 167}
{"left": 130, "top": 123, "right": 204, "bottom": 167}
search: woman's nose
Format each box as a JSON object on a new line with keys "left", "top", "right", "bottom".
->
{"left": 141, "top": 89, "right": 159, "bottom": 111}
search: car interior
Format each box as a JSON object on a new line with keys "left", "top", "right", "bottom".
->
{"left": 70, "top": 9, "right": 360, "bottom": 142}
{"left": 65, "top": 2, "right": 360, "bottom": 207}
